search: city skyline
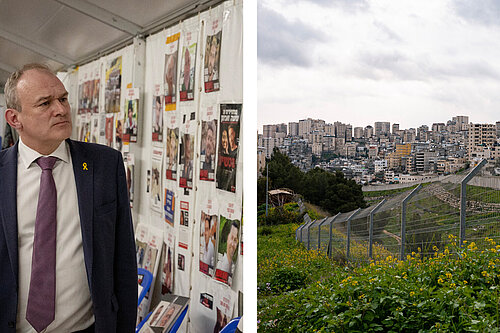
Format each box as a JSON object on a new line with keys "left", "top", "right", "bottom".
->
{"left": 258, "top": 0, "right": 500, "bottom": 133}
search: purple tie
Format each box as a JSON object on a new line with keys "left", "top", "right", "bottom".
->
{"left": 26, "top": 156, "right": 58, "bottom": 333}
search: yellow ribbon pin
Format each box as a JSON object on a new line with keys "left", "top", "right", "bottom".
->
{"left": 83, "top": 162, "right": 88, "bottom": 170}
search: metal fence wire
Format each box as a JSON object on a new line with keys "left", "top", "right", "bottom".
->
{"left": 296, "top": 160, "right": 500, "bottom": 265}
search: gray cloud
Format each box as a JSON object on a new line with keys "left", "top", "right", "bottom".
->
{"left": 351, "top": 51, "right": 425, "bottom": 81}
{"left": 452, "top": 0, "right": 500, "bottom": 26}
{"left": 257, "top": 4, "right": 326, "bottom": 67}
{"left": 373, "top": 21, "right": 402, "bottom": 42}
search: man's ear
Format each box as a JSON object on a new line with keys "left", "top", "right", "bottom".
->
{"left": 5, "top": 108, "right": 22, "bottom": 130}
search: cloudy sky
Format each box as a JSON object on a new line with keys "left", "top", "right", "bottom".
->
{"left": 257, "top": 0, "right": 500, "bottom": 132}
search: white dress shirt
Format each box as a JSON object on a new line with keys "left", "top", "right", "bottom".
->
{"left": 16, "top": 138, "right": 94, "bottom": 333}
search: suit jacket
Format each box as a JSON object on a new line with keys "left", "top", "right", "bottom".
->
{"left": 0, "top": 139, "right": 137, "bottom": 332}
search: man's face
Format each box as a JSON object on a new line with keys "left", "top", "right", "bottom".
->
{"left": 226, "top": 225, "right": 239, "bottom": 260}
{"left": 204, "top": 218, "right": 210, "bottom": 245}
{"left": 208, "top": 43, "right": 217, "bottom": 75}
{"left": 205, "top": 127, "right": 214, "bottom": 157}
{"left": 221, "top": 130, "right": 228, "bottom": 151}
{"left": 15, "top": 69, "right": 72, "bottom": 153}
{"left": 185, "top": 136, "right": 192, "bottom": 160}
{"left": 229, "top": 127, "right": 236, "bottom": 148}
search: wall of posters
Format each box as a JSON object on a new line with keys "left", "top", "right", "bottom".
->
{"left": 64, "top": 1, "right": 243, "bottom": 332}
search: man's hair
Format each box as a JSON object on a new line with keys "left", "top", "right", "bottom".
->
{"left": 5, "top": 63, "right": 53, "bottom": 111}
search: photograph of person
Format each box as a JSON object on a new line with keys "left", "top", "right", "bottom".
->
{"left": 199, "top": 212, "right": 217, "bottom": 275}
{"left": 161, "top": 246, "right": 173, "bottom": 295}
{"left": 164, "top": 52, "right": 178, "bottom": 105}
{"left": 115, "top": 118, "right": 122, "bottom": 151}
{"left": 105, "top": 56, "right": 122, "bottom": 113}
{"left": 124, "top": 99, "right": 137, "bottom": 141}
{"left": 178, "top": 253, "right": 185, "bottom": 271}
{"left": 152, "top": 95, "right": 163, "bottom": 141}
{"left": 215, "top": 216, "right": 240, "bottom": 285}
{"left": 136, "top": 240, "right": 147, "bottom": 268}
{"left": 179, "top": 45, "right": 195, "bottom": 101}
{"left": 92, "top": 78, "right": 100, "bottom": 113}
{"left": 155, "top": 303, "right": 181, "bottom": 329}
{"left": 143, "top": 245, "right": 158, "bottom": 273}
{"left": 179, "top": 133, "right": 194, "bottom": 188}
{"left": 228, "top": 124, "right": 239, "bottom": 158}
{"left": 149, "top": 303, "right": 165, "bottom": 327}
{"left": 200, "top": 120, "right": 217, "bottom": 181}
{"left": 165, "top": 128, "right": 178, "bottom": 180}
{"left": 204, "top": 31, "right": 221, "bottom": 92}
{"left": 151, "top": 164, "right": 162, "bottom": 208}
{"left": 105, "top": 114, "right": 114, "bottom": 147}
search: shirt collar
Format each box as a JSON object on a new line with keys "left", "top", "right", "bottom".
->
{"left": 18, "top": 138, "right": 70, "bottom": 170}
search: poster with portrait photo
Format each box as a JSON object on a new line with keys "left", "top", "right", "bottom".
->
{"left": 213, "top": 291, "right": 234, "bottom": 333}
{"left": 216, "top": 104, "right": 241, "bottom": 192}
{"left": 160, "top": 237, "right": 174, "bottom": 295}
{"left": 164, "top": 33, "right": 180, "bottom": 111}
{"left": 215, "top": 213, "right": 240, "bottom": 286}
{"left": 204, "top": 16, "right": 222, "bottom": 93}
{"left": 124, "top": 153, "right": 135, "bottom": 207}
{"left": 91, "top": 78, "right": 100, "bottom": 114}
{"left": 105, "top": 113, "right": 115, "bottom": 147}
{"left": 199, "top": 210, "right": 218, "bottom": 277}
{"left": 77, "top": 114, "right": 90, "bottom": 143}
{"left": 179, "top": 31, "right": 197, "bottom": 101}
{"left": 200, "top": 119, "right": 217, "bottom": 181}
{"left": 115, "top": 117, "right": 123, "bottom": 151}
{"left": 123, "top": 88, "right": 139, "bottom": 143}
{"left": 178, "top": 132, "right": 194, "bottom": 189}
{"left": 151, "top": 147, "right": 163, "bottom": 213}
{"left": 105, "top": 56, "right": 122, "bottom": 113}
{"left": 90, "top": 115, "right": 99, "bottom": 144}
{"left": 152, "top": 94, "right": 163, "bottom": 142}
{"left": 165, "top": 127, "right": 178, "bottom": 180}
{"left": 138, "top": 228, "right": 163, "bottom": 324}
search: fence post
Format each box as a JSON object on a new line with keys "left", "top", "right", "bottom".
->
{"left": 369, "top": 199, "right": 386, "bottom": 259}
{"left": 401, "top": 185, "right": 422, "bottom": 261}
{"left": 317, "top": 217, "right": 328, "bottom": 251}
{"left": 346, "top": 209, "right": 361, "bottom": 264}
{"left": 299, "top": 214, "right": 310, "bottom": 243}
{"left": 460, "top": 159, "right": 487, "bottom": 247}
{"left": 328, "top": 213, "right": 340, "bottom": 259}
{"left": 307, "top": 217, "right": 314, "bottom": 251}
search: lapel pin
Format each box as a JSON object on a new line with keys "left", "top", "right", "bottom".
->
{"left": 83, "top": 162, "right": 88, "bottom": 171}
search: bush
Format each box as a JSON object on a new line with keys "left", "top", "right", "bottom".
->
{"left": 268, "top": 266, "right": 308, "bottom": 293}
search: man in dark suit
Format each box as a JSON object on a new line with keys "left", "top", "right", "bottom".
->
{"left": 0, "top": 64, "right": 137, "bottom": 332}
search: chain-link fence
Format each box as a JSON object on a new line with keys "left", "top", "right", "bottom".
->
{"left": 296, "top": 160, "right": 500, "bottom": 265}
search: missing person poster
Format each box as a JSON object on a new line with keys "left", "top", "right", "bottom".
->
{"left": 204, "top": 13, "right": 222, "bottom": 93}
{"left": 152, "top": 89, "right": 164, "bottom": 142}
{"left": 199, "top": 209, "right": 218, "bottom": 277}
{"left": 200, "top": 119, "right": 217, "bottom": 181}
{"left": 124, "top": 153, "right": 135, "bottom": 208}
{"left": 179, "top": 132, "right": 194, "bottom": 189}
{"left": 160, "top": 232, "right": 175, "bottom": 295}
{"left": 123, "top": 88, "right": 139, "bottom": 143}
{"left": 164, "top": 33, "right": 180, "bottom": 111}
{"left": 90, "top": 115, "right": 99, "bottom": 144}
{"left": 105, "top": 56, "right": 122, "bottom": 113}
{"left": 179, "top": 30, "right": 197, "bottom": 101}
{"left": 151, "top": 147, "right": 163, "bottom": 213}
{"left": 215, "top": 211, "right": 240, "bottom": 286}
{"left": 165, "top": 111, "right": 179, "bottom": 181}
{"left": 216, "top": 104, "right": 241, "bottom": 192}
{"left": 105, "top": 113, "right": 115, "bottom": 147}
